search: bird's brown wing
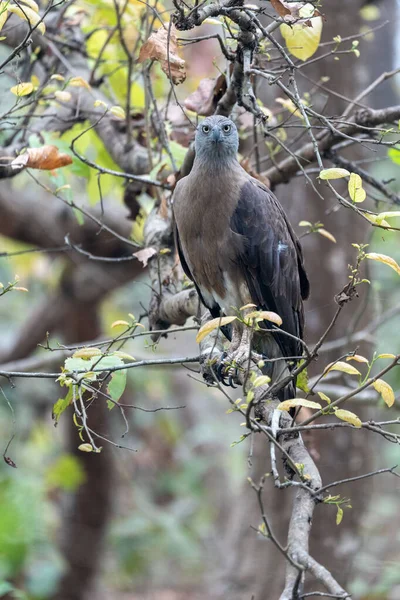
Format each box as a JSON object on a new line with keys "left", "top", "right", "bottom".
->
{"left": 230, "top": 179, "right": 309, "bottom": 360}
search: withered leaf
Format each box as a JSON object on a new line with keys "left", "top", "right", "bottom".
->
{"left": 133, "top": 246, "right": 157, "bottom": 267}
{"left": 3, "top": 455, "right": 17, "bottom": 468}
{"left": 184, "top": 74, "right": 227, "bottom": 116}
{"left": 273, "top": 1, "right": 320, "bottom": 22}
{"left": 138, "top": 24, "right": 186, "bottom": 85}
{"left": 270, "top": 0, "right": 291, "bottom": 17}
{"left": 11, "top": 145, "right": 73, "bottom": 170}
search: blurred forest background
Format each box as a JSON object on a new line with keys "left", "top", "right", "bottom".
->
{"left": 0, "top": 0, "right": 400, "bottom": 599}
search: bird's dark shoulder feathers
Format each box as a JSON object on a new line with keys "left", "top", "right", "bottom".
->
{"left": 230, "top": 177, "right": 309, "bottom": 358}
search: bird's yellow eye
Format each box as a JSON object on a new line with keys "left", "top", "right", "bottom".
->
{"left": 223, "top": 124, "right": 231, "bottom": 133}
{"left": 202, "top": 125, "right": 210, "bottom": 134}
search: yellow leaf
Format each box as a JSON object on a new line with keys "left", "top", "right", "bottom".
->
{"left": 240, "top": 303, "right": 257, "bottom": 310}
{"left": 113, "top": 351, "right": 135, "bottom": 361}
{"left": 10, "top": 82, "right": 34, "bottom": 96}
{"left": 110, "top": 105, "right": 126, "bottom": 119}
{"left": 334, "top": 408, "right": 362, "bottom": 428}
{"left": 280, "top": 16, "right": 323, "bottom": 61}
{"left": 375, "top": 211, "right": 400, "bottom": 224}
{"left": 246, "top": 311, "right": 283, "bottom": 326}
{"left": 13, "top": 286, "right": 29, "bottom": 292}
{"left": 299, "top": 220, "right": 312, "bottom": 227}
{"left": 111, "top": 320, "right": 130, "bottom": 328}
{"left": 19, "top": 0, "right": 39, "bottom": 12}
{"left": 364, "top": 213, "right": 391, "bottom": 228}
{"left": 68, "top": 76, "right": 91, "bottom": 90}
{"left": 346, "top": 354, "right": 369, "bottom": 364}
{"left": 377, "top": 353, "right": 396, "bottom": 359}
{"left": 317, "top": 391, "right": 331, "bottom": 404}
{"left": 78, "top": 443, "right": 93, "bottom": 452}
{"left": 8, "top": 5, "right": 45, "bottom": 34}
{"left": 253, "top": 375, "right": 271, "bottom": 388}
{"left": 276, "top": 97, "right": 303, "bottom": 118}
{"left": 31, "top": 74, "right": 40, "bottom": 89}
{"left": 94, "top": 99, "right": 108, "bottom": 109}
{"left": 360, "top": 4, "right": 380, "bottom": 21}
{"left": 318, "top": 229, "right": 336, "bottom": 243}
{"left": 55, "top": 184, "right": 71, "bottom": 193}
{"left": 324, "top": 361, "right": 361, "bottom": 376}
{"left": 0, "top": 9, "right": 8, "bottom": 33}
{"left": 54, "top": 90, "right": 72, "bottom": 103}
{"left": 319, "top": 168, "right": 350, "bottom": 180}
{"left": 196, "top": 316, "right": 237, "bottom": 343}
{"left": 348, "top": 172, "right": 366, "bottom": 203}
{"left": 372, "top": 378, "right": 395, "bottom": 408}
{"left": 73, "top": 348, "right": 102, "bottom": 360}
{"left": 203, "top": 17, "right": 222, "bottom": 25}
{"left": 336, "top": 506, "right": 344, "bottom": 525}
{"left": 277, "top": 398, "right": 322, "bottom": 411}
{"left": 51, "top": 74, "right": 65, "bottom": 81}
{"left": 365, "top": 252, "right": 400, "bottom": 276}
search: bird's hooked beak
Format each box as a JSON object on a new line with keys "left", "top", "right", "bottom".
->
{"left": 211, "top": 126, "right": 222, "bottom": 143}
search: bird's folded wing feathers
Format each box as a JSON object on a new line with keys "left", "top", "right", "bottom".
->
{"left": 230, "top": 178, "right": 309, "bottom": 359}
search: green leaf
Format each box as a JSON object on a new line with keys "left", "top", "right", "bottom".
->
{"left": 46, "top": 454, "right": 85, "bottom": 492}
{"left": 0, "top": 582, "right": 17, "bottom": 596}
{"left": 65, "top": 354, "right": 123, "bottom": 373}
{"left": 296, "top": 365, "right": 310, "bottom": 393}
{"left": 375, "top": 211, "right": 400, "bottom": 224}
{"left": 168, "top": 141, "right": 188, "bottom": 169}
{"left": 360, "top": 4, "right": 380, "bottom": 21}
{"left": 317, "top": 391, "right": 331, "bottom": 404}
{"left": 107, "top": 369, "right": 127, "bottom": 409}
{"left": 336, "top": 506, "right": 344, "bottom": 525}
{"left": 319, "top": 168, "right": 350, "bottom": 180}
{"left": 52, "top": 388, "right": 73, "bottom": 424}
{"left": 364, "top": 213, "right": 392, "bottom": 228}
{"left": 388, "top": 147, "right": 400, "bottom": 165}
{"left": 253, "top": 375, "right": 271, "bottom": 388}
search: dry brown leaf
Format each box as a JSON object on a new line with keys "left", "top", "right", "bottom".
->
{"left": 184, "top": 74, "right": 227, "bottom": 116}
{"left": 240, "top": 158, "right": 271, "bottom": 188}
{"left": 270, "top": 0, "right": 291, "bottom": 17}
{"left": 138, "top": 24, "right": 186, "bottom": 85}
{"left": 133, "top": 247, "right": 157, "bottom": 267}
{"left": 11, "top": 145, "right": 72, "bottom": 170}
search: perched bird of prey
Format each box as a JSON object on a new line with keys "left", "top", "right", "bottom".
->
{"left": 173, "top": 115, "right": 309, "bottom": 399}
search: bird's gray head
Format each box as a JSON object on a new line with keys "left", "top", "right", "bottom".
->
{"left": 194, "top": 116, "right": 239, "bottom": 161}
